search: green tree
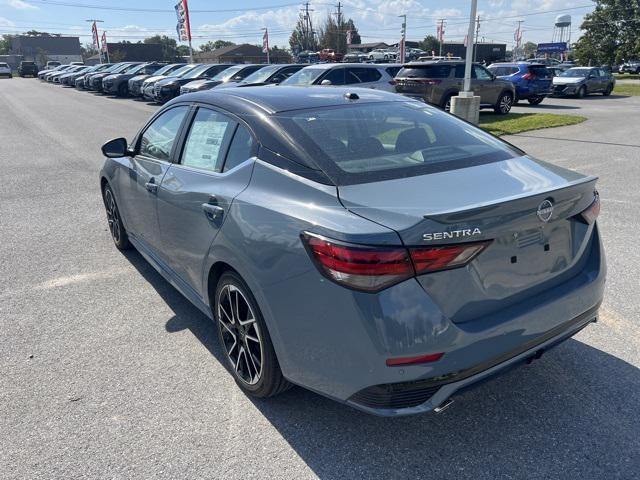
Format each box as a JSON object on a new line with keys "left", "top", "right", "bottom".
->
{"left": 80, "top": 42, "right": 99, "bottom": 60}
{"left": 199, "top": 40, "right": 235, "bottom": 52}
{"left": 418, "top": 35, "right": 439, "bottom": 54}
{"left": 318, "top": 14, "right": 358, "bottom": 54}
{"left": 522, "top": 41, "right": 537, "bottom": 58}
{"left": 0, "top": 34, "right": 15, "bottom": 55}
{"left": 345, "top": 19, "right": 361, "bottom": 45}
{"left": 143, "top": 35, "right": 179, "bottom": 61}
{"left": 289, "top": 13, "right": 319, "bottom": 53}
{"left": 573, "top": 0, "right": 640, "bottom": 66}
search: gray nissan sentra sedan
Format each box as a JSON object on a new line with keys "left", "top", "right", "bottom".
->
{"left": 99, "top": 87, "right": 605, "bottom": 416}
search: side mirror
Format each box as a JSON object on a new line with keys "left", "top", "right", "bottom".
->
{"left": 320, "top": 79, "right": 332, "bottom": 85}
{"left": 101, "top": 137, "right": 130, "bottom": 158}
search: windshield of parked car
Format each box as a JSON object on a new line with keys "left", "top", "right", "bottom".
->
{"left": 108, "top": 63, "right": 132, "bottom": 73}
{"left": 170, "top": 64, "right": 200, "bottom": 77}
{"left": 120, "top": 63, "right": 143, "bottom": 73}
{"left": 282, "top": 101, "right": 518, "bottom": 184}
{"left": 560, "top": 68, "right": 589, "bottom": 77}
{"left": 281, "top": 67, "right": 326, "bottom": 86}
{"left": 154, "top": 64, "right": 182, "bottom": 76}
{"left": 126, "top": 63, "right": 148, "bottom": 75}
{"left": 239, "top": 65, "right": 280, "bottom": 83}
{"left": 182, "top": 64, "right": 215, "bottom": 79}
{"left": 211, "top": 64, "right": 244, "bottom": 81}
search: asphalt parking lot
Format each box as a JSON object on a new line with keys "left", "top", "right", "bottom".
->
{"left": 1, "top": 79, "right": 639, "bottom": 479}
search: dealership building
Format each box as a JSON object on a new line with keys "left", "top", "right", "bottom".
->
{"left": 10, "top": 35, "right": 82, "bottom": 68}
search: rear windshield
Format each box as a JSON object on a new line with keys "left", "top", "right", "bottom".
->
{"left": 397, "top": 65, "right": 451, "bottom": 78}
{"left": 281, "top": 101, "right": 519, "bottom": 185}
{"left": 528, "top": 65, "right": 552, "bottom": 78}
{"left": 385, "top": 66, "right": 402, "bottom": 77}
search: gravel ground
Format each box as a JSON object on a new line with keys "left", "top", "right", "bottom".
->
{"left": 1, "top": 79, "right": 639, "bottom": 480}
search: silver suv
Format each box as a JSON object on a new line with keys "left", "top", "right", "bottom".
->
{"left": 394, "top": 61, "right": 517, "bottom": 114}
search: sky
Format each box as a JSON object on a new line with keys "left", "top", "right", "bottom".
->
{"left": 0, "top": 0, "right": 594, "bottom": 50}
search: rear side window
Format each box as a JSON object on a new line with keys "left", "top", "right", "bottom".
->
{"left": 223, "top": 125, "right": 256, "bottom": 172}
{"left": 139, "top": 106, "right": 189, "bottom": 161}
{"left": 181, "top": 108, "right": 236, "bottom": 172}
{"left": 397, "top": 65, "right": 451, "bottom": 78}
{"left": 284, "top": 102, "right": 518, "bottom": 184}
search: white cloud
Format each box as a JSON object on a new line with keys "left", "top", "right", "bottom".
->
{"left": 0, "top": 16, "right": 15, "bottom": 27}
{"left": 6, "top": 0, "right": 38, "bottom": 10}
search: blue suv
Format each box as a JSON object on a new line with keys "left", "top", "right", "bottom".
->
{"left": 488, "top": 62, "right": 553, "bottom": 105}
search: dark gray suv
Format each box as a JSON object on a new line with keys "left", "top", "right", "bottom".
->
{"left": 394, "top": 61, "right": 517, "bottom": 114}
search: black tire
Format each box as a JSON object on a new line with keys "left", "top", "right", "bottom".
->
{"left": 117, "top": 83, "right": 128, "bottom": 97}
{"left": 441, "top": 93, "right": 454, "bottom": 112}
{"left": 494, "top": 91, "right": 513, "bottom": 114}
{"left": 603, "top": 84, "right": 613, "bottom": 96}
{"left": 214, "top": 271, "right": 291, "bottom": 398}
{"left": 527, "top": 96, "right": 544, "bottom": 105}
{"left": 102, "top": 183, "right": 131, "bottom": 250}
{"left": 576, "top": 85, "right": 586, "bottom": 98}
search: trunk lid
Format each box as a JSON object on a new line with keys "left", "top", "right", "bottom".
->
{"left": 338, "top": 156, "right": 598, "bottom": 323}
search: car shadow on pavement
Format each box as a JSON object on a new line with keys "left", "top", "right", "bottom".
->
{"left": 122, "top": 249, "right": 640, "bottom": 479}
{"left": 512, "top": 103, "right": 581, "bottom": 110}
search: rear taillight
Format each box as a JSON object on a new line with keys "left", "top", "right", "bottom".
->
{"left": 522, "top": 72, "right": 536, "bottom": 80}
{"left": 418, "top": 79, "right": 441, "bottom": 85}
{"left": 302, "top": 233, "right": 490, "bottom": 292}
{"left": 580, "top": 191, "right": 600, "bottom": 224}
{"left": 410, "top": 242, "right": 490, "bottom": 275}
{"left": 388, "top": 79, "right": 397, "bottom": 85}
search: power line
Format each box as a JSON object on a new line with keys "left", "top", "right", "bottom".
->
{"left": 28, "top": 0, "right": 301, "bottom": 13}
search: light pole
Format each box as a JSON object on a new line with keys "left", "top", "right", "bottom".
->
{"left": 450, "top": 0, "right": 480, "bottom": 124}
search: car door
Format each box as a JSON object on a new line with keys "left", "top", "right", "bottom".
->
{"left": 473, "top": 64, "right": 500, "bottom": 104}
{"left": 157, "top": 106, "right": 257, "bottom": 298}
{"left": 117, "top": 105, "right": 190, "bottom": 253}
{"left": 586, "top": 69, "right": 600, "bottom": 92}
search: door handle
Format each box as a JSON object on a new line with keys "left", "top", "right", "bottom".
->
{"left": 202, "top": 203, "right": 224, "bottom": 221}
{"left": 145, "top": 181, "right": 158, "bottom": 194}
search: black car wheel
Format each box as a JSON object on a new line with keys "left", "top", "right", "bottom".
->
{"left": 494, "top": 91, "right": 513, "bottom": 114}
{"left": 102, "top": 183, "right": 131, "bottom": 250}
{"left": 117, "top": 83, "right": 128, "bottom": 97}
{"left": 527, "top": 96, "right": 544, "bottom": 105}
{"left": 603, "top": 84, "right": 613, "bottom": 96}
{"left": 576, "top": 85, "right": 587, "bottom": 98}
{"left": 214, "top": 271, "right": 291, "bottom": 398}
{"left": 441, "top": 93, "right": 454, "bottom": 113}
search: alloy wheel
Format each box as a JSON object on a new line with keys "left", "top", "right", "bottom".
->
{"left": 217, "top": 284, "right": 263, "bottom": 385}
{"left": 499, "top": 93, "right": 513, "bottom": 114}
{"left": 104, "top": 189, "right": 121, "bottom": 244}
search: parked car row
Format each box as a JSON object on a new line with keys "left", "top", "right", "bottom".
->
{"left": 31, "top": 58, "right": 617, "bottom": 114}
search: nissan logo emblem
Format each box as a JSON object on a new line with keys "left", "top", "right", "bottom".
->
{"left": 537, "top": 199, "right": 554, "bottom": 223}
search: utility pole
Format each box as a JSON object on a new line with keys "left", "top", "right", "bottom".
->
{"left": 334, "top": 2, "right": 343, "bottom": 54}
{"left": 301, "top": 2, "right": 315, "bottom": 52}
{"left": 85, "top": 19, "right": 104, "bottom": 63}
{"left": 437, "top": 18, "right": 445, "bottom": 57}
{"left": 399, "top": 14, "right": 406, "bottom": 63}
{"left": 473, "top": 15, "right": 480, "bottom": 62}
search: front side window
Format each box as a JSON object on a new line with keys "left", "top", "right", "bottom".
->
{"left": 473, "top": 65, "right": 492, "bottom": 80}
{"left": 139, "top": 106, "right": 189, "bottom": 161}
{"left": 181, "top": 108, "right": 236, "bottom": 172}
{"left": 283, "top": 101, "right": 518, "bottom": 184}
{"left": 320, "top": 68, "right": 345, "bottom": 85}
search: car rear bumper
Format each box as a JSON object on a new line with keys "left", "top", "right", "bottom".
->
{"left": 260, "top": 222, "right": 605, "bottom": 416}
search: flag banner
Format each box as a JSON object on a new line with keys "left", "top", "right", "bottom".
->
{"left": 346, "top": 29, "right": 352, "bottom": 45}
{"left": 262, "top": 28, "right": 269, "bottom": 53}
{"left": 463, "top": 34, "right": 468, "bottom": 47}
{"left": 101, "top": 31, "right": 108, "bottom": 53}
{"left": 91, "top": 21, "right": 99, "bottom": 49}
{"left": 436, "top": 24, "right": 445, "bottom": 43}
{"left": 175, "top": 0, "right": 192, "bottom": 42}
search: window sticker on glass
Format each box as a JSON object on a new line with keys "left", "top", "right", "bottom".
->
{"left": 182, "top": 110, "right": 234, "bottom": 172}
